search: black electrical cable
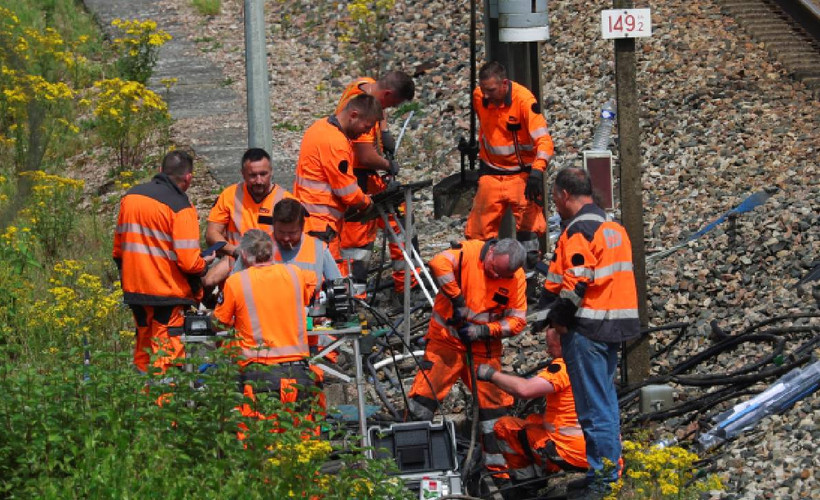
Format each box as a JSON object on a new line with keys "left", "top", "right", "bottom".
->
{"left": 620, "top": 313, "right": 820, "bottom": 438}
{"left": 366, "top": 352, "right": 402, "bottom": 421}
{"left": 353, "top": 298, "right": 456, "bottom": 452}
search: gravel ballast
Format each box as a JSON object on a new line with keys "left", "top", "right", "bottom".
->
{"left": 142, "top": 0, "right": 820, "bottom": 497}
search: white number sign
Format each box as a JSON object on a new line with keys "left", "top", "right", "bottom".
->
{"left": 601, "top": 9, "right": 652, "bottom": 39}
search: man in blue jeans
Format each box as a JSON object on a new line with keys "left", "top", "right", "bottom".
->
{"left": 533, "top": 167, "right": 640, "bottom": 498}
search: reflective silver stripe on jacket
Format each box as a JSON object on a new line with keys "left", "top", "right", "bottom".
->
{"left": 301, "top": 203, "right": 343, "bottom": 219}
{"left": 530, "top": 126, "right": 549, "bottom": 139}
{"left": 174, "top": 239, "right": 200, "bottom": 249}
{"left": 545, "top": 271, "right": 563, "bottom": 284}
{"left": 239, "top": 264, "right": 308, "bottom": 358}
{"left": 505, "top": 308, "right": 527, "bottom": 320}
{"left": 541, "top": 421, "right": 584, "bottom": 437}
{"left": 594, "top": 261, "right": 634, "bottom": 279}
{"left": 291, "top": 238, "right": 324, "bottom": 275}
{"left": 436, "top": 272, "right": 455, "bottom": 286}
{"left": 576, "top": 308, "right": 640, "bottom": 320}
{"left": 560, "top": 289, "right": 583, "bottom": 306}
{"left": 121, "top": 242, "right": 176, "bottom": 261}
{"left": 240, "top": 270, "right": 264, "bottom": 346}
{"left": 116, "top": 223, "right": 172, "bottom": 242}
{"left": 565, "top": 212, "right": 609, "bottom": 232}
{"left": 232, "top": 182, "right": 245, "bottom": 238}
{"left": 484, "top": 452, "right": 507, "bottom": 467}
{"left": 569, "top": 266, "right": 594, "bottom": 279}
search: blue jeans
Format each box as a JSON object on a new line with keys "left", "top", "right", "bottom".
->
{"left": 560, "top": 330, "right": 621, "bottom": 484}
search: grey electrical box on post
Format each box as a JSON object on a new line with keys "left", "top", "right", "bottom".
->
{"left": 583, "top": 151, "right": 614, "bottom": 210}
{"left": 639, "top": 384, "right": 674, "bottom": 414}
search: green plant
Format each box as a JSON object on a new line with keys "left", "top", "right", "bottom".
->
{"left": 192, "top": 0, "right": 221, "bottom": 16}
{"left": 338, "top": 0, "right": 396, "bottom": 76}
{"left": 0, "top": 345, "right": 413, "bottom": 498}
{"left": 110, "top": 18, "right": 171, "bottom": 84}
{"left": 610, "top": 439, "right": 724, "bottom": 499}
{"left": 90, "top": 77, "right": 171, "bottom": 171}
{"left": 18, "top": 170, "right": 83, "bottom": 257}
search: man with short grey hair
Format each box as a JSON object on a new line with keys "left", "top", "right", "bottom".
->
{"left": 407, "top": 238, "right": 528, "bottom": 475}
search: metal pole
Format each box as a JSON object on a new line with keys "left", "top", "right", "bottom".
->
{"left": 244, "top": 0, "right": 272, "bottom": 153}
{"left": 404, "top": 188, "right": 413, "bottom": 348}
{"left": 353, "top": 336, "right": 369, "bottom": 453}
{"left": 613, "top": 0, "right": 649, "bottom": 383}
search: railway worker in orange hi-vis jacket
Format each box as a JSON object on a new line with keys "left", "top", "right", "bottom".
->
{"left": 293, "top": 93, "right": 379, "bottom": 269}
{"left": 204, "top": 148, "right": 295, "bottom": 285}
{"left": 407, "top": 238, "right": 528, "bottom": 476}
{"left": 334, "top": 71, "right": 418, "bottom": 292}
{"left": 532, "top": 167, "right": 640, "bottom": 499}
{"left": 475, "top": 329, "right": 588, "bottom": 494}
{"left": 465, "top": 61, "right": 554, "bottom": 268}
{"left": 113, "top": 150, "right": 215, "bottom": 374}
{"left": 213, "top": 229, "right": 318, "bottom": 414}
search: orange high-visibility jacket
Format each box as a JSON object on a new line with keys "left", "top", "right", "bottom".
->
{"left": 473, "top": 81, "right": 554, "bottom": 173}
{"left": 533, "top": 358, "right": 587, "bottom": 466}
{"left": 428, "top": 240, "right": 527, "bottom": 356}
{"left": 207, "top": 183, "right": 294, "bottom": 246}
{"left": 543, "top": 204, "right": 640, "bottom": 343}
{"left": 272, "top": 234, "right": 330, "bottom": 286}
{"left": 214, "top": 263, "right": 316, "bottom": 366}
{"left": 335, "top": 77, "right": 383, "bottom": 169}
{"left": 293, "top": 116, "right": 369, "bottom": 231}
{"left": 113, "top": 173, "right": 206, "bottom": 306}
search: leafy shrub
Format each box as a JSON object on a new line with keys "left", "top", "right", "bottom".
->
{"left": 610, "top": 439, "right": 723, "bottom": 499}
{"left": 110, "top": 18, "right": 171, "bottom": 84}
{"left": 90, "top": 77, "right": 171, "bottom": 171}
{"left": 0, "top": 346, "right": 413, "bottom": 498}
{"left": 18, "top": 170, "right": 83, "bottom": 256}
{"left": 338, "top": 0, "right": 395, "bottom": 76}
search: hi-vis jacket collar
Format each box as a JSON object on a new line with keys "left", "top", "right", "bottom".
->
{"left": 327, "top": 114, "right": 344, "bottom": 133}
{"left": 479, "top": 238, "right": 498, "bottom": 262}
{"left": 482, "top": 83, "right": 513, "bottom": 109}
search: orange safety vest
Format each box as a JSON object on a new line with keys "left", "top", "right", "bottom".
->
{"left": 213, "top": 263, "right": 316, "bottom": 366}
{"left": 272, "top": 234, "right": 327, "bottom": 286}
{"left": 543, "top": 204, "right": 640, "bottom": 343}
{"left": 293, "top": 116, "right": 369, "bottom": 233}
{"left": 113, "top": 173, "right": 206, "bottom": 305}
{"left": 427, "top": 240, "right": 527, "bottom": 356}
{"left": 473, "top": 81, "right": 554, "bottom": 173}
{"left": 534, "top": 358, "right": 587, "bottom": 466}
{"left": 207, "top": 183, "right": 294, "bottom": 246}
{"left": 335, "top": 77, "right": 383, "bottom": 168}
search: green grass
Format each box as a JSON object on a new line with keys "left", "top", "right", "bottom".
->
{"left": 191, "top": 0, "right": 221, "bottom": 16}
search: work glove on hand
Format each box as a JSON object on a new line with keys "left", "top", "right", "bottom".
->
{"left": 458, "top": 323, "right": 490, "bottom": 343}
{"left": 448, "top": 294, "right": 469, "bottom": 325}
{"left": 476, "top": 364, "right": 497, "bottom": 382}
{"left": 382, "top": 130, "right": 396, "bottom": 157}
{"left": 524, "top": 169, "right": 544, "bottom": 204}
{"left": 387, "top": 158, "right": 400, "bottom": 177}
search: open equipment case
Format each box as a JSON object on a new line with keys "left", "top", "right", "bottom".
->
{"left": 368, "top": 420, "right": 463, "bottom": 497}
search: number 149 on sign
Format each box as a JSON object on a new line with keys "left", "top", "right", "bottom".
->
{"left": 601, "top": 9, "right": 652, "bottom": 39}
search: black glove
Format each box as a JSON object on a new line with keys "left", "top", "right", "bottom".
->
{"left": 382, "top": 130, "right": 396, "bottom": 157}
{"left": 387, "top": 158, "right": 400, "bottom": 177}
{"left": 525, "top": 169, "right": 544, "bottom": 203}
{"left": 448, "top": 294, "right": 469, "bottom": 325}
{"left": 476, "top": 364, "right": 497, "bottom": 381}
{"left": 458, "top": 323, "right": 490, "bottom": 343}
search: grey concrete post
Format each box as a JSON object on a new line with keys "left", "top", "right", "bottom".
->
{"left": 244, "top": 0, "right": 272, "bottom": 153}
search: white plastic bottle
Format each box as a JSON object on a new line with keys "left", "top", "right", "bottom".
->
{"left": 590, "top": 100, "right": 616, "bottom": 151}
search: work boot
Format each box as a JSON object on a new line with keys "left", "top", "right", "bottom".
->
{"left": 566, "top": 475, "right": 592, "bottom": 491}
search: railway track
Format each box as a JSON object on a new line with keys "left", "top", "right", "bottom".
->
{"left": 719, "top": 0, "right": 820, "bottom": 93}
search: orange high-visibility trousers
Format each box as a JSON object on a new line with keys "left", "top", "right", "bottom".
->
{"left": 129, "top": 304, "right": 186, "bottom": 374}
{"left": 465, "top": 174, "right": 546, "bottom": 240}
{"left": 407, "top": 338, "right": 511, "bottom": 472}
